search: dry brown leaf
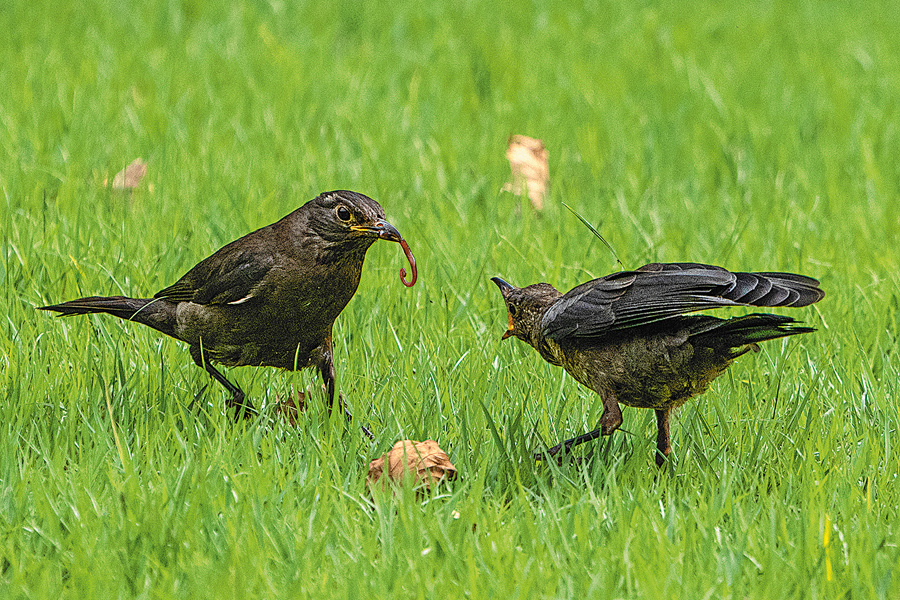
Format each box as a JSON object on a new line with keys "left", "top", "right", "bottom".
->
{"left": 503, "top": 135, "right": 549, "bottom": 210}
{"left": 367, "top": 439, "right": 457, "bottom": 491}
{"left": 106, "top": 158, "right": 147, "bottom": 190}
{"left": 274, "top": 385, "right": 307, "bottom": 427}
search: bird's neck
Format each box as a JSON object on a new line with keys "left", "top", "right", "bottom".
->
{"left": 522, "top": 303, "right": 565, "bottom": 365}
{"left": 529, "top": 325, "right": 566, "bottom": 367}
{"left": 317, "top": 241, "right": 372, "bottom": 266}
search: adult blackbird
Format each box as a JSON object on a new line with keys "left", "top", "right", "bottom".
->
{"left": 40, "top": 190, "right": 417, "bottom": 422}
{"left": 492, "top": 262, "right": 824, "bottom": 466}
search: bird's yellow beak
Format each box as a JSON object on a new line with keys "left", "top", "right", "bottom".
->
{"left": 351, "top": 219, "right": 404, "bottom": 243}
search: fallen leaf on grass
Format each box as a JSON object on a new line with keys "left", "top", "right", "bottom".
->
{"left": 367, "top": 440, "right": 457, "bottom": 491}
{"left": 502, "top": 135, "right": 549, "bottom": 210}
{"left": 274, "top": 385, "right": 307, "bottom": 427}
{"left": 105, "top": 158, "right": 147, "bottom": 190}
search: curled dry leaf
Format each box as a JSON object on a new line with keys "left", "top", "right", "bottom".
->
{"left": 367, "top": 439, "right": 457, "bottom": 491}
{"left": 503, "top": 135, "right": 549, "bottom": 210}
{"left": 106, "top": 158, "right": 147, "bottom": 190}
{"left": 274, "top": 385, "right": 307, "bottom": 427}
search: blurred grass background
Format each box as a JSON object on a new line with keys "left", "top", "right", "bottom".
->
{"left": 2, "top": 0, "right": 899, "bottom": 597}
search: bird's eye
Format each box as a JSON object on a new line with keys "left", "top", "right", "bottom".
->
{"left": 336, "top": 206, "right": 352, "bottom": 222}
{"left": 508, "top": 305, "right": 518, "bottom": 317}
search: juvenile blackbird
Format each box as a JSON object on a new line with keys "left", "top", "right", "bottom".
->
{"left": 40, "top": 190, "right": 417, "bottom": 421}
{"left": 492, "top": 262, "right": 824, "bottom": 466}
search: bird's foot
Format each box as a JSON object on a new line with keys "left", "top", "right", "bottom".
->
{"left": 335, "top": 392, "right": 375, "bottom": 440}
{"left": 535, "top": 429, "right": 603, "bottom": 462}
{"left": 226, "top": 390, "right": 257, "bottom": 420}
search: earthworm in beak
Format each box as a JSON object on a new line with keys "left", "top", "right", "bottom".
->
{"left": 398, "top": 239, "right": 417, "bottom": 287}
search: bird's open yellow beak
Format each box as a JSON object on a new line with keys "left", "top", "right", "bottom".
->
{"left": 501, "top": 312, "right": 515, "bottom": 340}
{"left": 492, "top": 277, "right": 517, "bottom": 340}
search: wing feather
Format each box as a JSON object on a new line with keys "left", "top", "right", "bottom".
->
{"left": 154, "top": 241, "right": 275, "bottom": 306}
{"left": 541, "top": 262, "right": 823, "bottom": 341}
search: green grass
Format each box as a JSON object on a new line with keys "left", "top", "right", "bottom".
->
{"left": 3, "top": 0, "right": 900, "bottom": 597}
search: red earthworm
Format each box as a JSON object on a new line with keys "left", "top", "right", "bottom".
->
{"left": 398, "top": 238, "right": 417, "bottom": 287}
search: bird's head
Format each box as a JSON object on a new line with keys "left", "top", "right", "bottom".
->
{"left": 491, "top": 277, "right": 561, "bottom": 346}
{"left": 306, "top": 191, "right": 417, "bottom": 286}
{"left": 308, "top": 191, "right": 402, "bottom": 246}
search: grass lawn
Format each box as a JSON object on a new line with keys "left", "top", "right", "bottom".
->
{"left": 2, "top": 0, "right": 899, "bottom": 597}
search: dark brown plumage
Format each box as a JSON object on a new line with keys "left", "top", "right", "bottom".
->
{"left": 39, "top": 190, "right": 415, "bottom": 423}
{"left": 492, "top": 262, "right": 824, "bottom": 466}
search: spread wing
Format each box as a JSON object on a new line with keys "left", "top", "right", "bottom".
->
{"left": 541, "top": 262, "right": 824, "bottom": 341}
{"left": 154, "top": 239, "right": 276, "bottom": 306}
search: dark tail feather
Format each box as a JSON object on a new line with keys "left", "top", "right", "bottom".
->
{"left": 39, "top": 296, "right": 150, "bottom": 319}
{"left": 690, "top": 313, "right": 815, "bottom": 355}
{"left": 39, "top": 296, "right": 178, "bottom": 338}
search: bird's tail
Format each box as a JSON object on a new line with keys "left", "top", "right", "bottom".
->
{"left": 39, "top": 296, "right": 178, "bottom": 338}
{"left": 689, "top": 313, "right": 814, "bottom": 357}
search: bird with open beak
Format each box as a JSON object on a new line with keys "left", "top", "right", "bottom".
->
{"left": 492, "top": 262, "right": 823, "bottom": 466}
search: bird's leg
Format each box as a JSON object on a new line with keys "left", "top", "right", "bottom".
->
{"left": 190, "top": 344, "right": 255, "bottom": 420}
{"left": 654, "top": 408, "right": 671, "bottom": 467}
{"left": 313, "top": 335, "right": 374, "bottom": 440}
{"left": 313, "top": 333, "right": 338, "bottom": 409}
{"left": 599, "top": 394, "right": 624, "bottom": 435}
{"left": 538, "top": 392, "right": 621, "bottom": 460}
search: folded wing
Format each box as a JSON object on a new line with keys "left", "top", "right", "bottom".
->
{"left": 154, "top": 241, "right": 275, "bottom": 306}
{"left": 541, "top": 262, "right": 823, "bottom": 341}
